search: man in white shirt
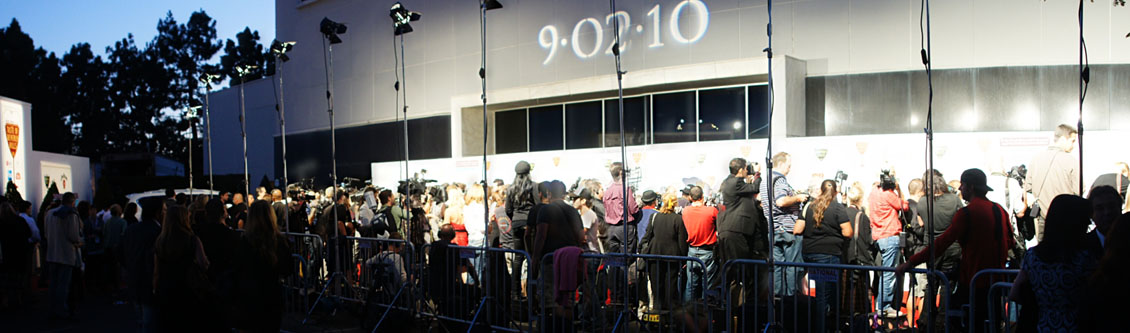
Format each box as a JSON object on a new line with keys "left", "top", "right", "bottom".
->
{"left": 573, "top": 189, "right": 603, "bottom": 253}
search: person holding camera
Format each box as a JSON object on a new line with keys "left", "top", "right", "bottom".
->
{"left": 869, "top": 168, "right": 908, "bottom": 317}
{"left": 759, "top": 152, "right": 808, "bottom": 297}
{"left": 1023, "top": 124, "right": 1079, "bottom": 242}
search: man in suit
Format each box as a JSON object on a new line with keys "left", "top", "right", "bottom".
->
{"left": 1087, "top": 185, "right": 1120, "bottom": 258}
{"left": 717, "top": 158, "right": 770, "bottom": 306}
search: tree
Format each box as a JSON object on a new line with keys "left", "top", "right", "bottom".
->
{"left": 0, "top": 19, "right": 73, "bottom": 153}
{"left": 219, "top": 27, "right": 271, "bottom": 84}
{"left": 60, "top": 43, "right": 114, "bottom": 156}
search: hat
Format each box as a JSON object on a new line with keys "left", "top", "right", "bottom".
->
{"left": 514, "top": 161, "right": 531, "bottom": 174}
{"left": 680, "top": 184, "right": 695, "bottom": 195}
{"left": 641, "top": 190, "right": 658, "bottom": 203}
{"left": 960, "top": 168, "right": 993, "bottom": 193}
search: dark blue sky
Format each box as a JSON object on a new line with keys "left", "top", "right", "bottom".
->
{"left": 2, "top": 0, "right": 275, "bottom": 58}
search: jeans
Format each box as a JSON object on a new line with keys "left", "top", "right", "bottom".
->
{"left": 772, "top": 232, "right": 803, "bottom": 296}
{"left": 469, "top": 237, "right": 486, "bottom": 285}
{"left": 48, "top": 262, "right": 73, "bottom": 318}
{"left": 876, "top": 235, "right": 900, "bottom": 312}
{"left": 684, "top": 246, "right": 717, "bottom": 302}
{"left": 803, "top": 253, "right": 841, "bottom": 333}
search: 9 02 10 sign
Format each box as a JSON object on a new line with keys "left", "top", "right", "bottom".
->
{"left": 538, "top": 0, "right": 709, "bottom": 65}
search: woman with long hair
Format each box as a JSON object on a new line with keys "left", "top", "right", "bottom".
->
{"left": 1081, "top": 212, "right": 1130, "bottom": 331}
{"left": 1009, "top": 194, "right": 1096, "bottom": 332}
{"left": 233, "top": 200, "right": 292, "bottom": 333}
{"left": 153, "top": 204, "right": 210, "bottom": 332}
{"left": 444, "top": 186, "right": 467, "bottom": 246}
{"left": 638, "top": 193, "right": 687, "bottom": 311}
{"left": 799, "top": 179, "right": 853, "bottom": 332}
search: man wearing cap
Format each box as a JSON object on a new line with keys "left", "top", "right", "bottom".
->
{"left": 637, "top": 190, "right": 659, "bottom": 243}
{"left": 572, "top": 188, "right": 603, "bottom": 252}
{"left": 898, "top": 168, "right": 1015, "bottom": 327}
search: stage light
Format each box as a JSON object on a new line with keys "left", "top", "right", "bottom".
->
{"left": 389, "top": 2, "right": 421, "bottom": 36}
{"left": 320, "top": 17, "right": 347, "bottom": 44}
{"left": 483, "top": 0, "right": 503, "bottom": 11}
{"left": 270, "top": 40, "right": 297, "bottom": 62}
{"left": 732, "top": 121, "right": 742, "bottom": 130}
{"left": 235, "top": 64, "right": 258, "bottom": 77}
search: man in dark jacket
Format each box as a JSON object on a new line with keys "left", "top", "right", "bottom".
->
{"left": 121, "top": 200, "right": 164, "bottom": 332}
{"left": 716, "top": 158, "right": 770, "bottom": 304}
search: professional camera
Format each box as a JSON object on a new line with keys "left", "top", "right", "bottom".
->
{"left": 1006, "top": 165, "right": 1027, "bottom": 184}
{"left": 745, "top": 162, "right": 760, "bottom": 176}
{"left": 879, "top": 169, "right": 897, "bottom": 191}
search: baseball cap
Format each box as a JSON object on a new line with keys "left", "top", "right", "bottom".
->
{"left": 960, "top": 168, "right": 993, "bottom": 193}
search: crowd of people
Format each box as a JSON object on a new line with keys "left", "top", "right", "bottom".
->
{"left": 2, "top": 123, "right": 1127, "bottom": 332}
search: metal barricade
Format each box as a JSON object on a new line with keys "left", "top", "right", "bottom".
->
{"left": 281, "top": 232, "right": 325, "bottom": 314}
{"left": 340, "top": 236, "right": 416, "bottom": 331}
{"left": 536, "top": 251, "right": 711, "bottom": 333}
{"left": 418, "top": 244, "right": 533, "bottom": 332}
{"left": 965, "top": 269, "right": 1018, "bottom": 333}
{"left": 985, "top": 282, "right": 1014, "bottom": 333}
{"left": 721, "top": 259, "right": 952, "bottom": 333}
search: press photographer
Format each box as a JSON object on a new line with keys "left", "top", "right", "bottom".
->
{"left": 869, "top": 168, "right": 909, "bottom": 317}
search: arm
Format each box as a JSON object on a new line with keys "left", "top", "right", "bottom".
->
{"left": 839, "top": 222, "right": 853, "bottom": 238}
{"left": 907, "top": 208, "right": 966, "bottom": 267}
{"left": 626, "top": 188, "right": 639, "bottom": 216}
{"left": 732, "top": 178, "right": 757, "bottom": 196}
{"left": 793, "top": 219, "right": 805, "bottom": 235}
{"left": 639, "top": 215, "right": 657, "bottom": 254}
{"left": 193, "top": 237, "right": 210, "bottom": 270}
{"left": 531, "top": 223, "right": 549, "bottom": 269}
{"left": 1008, "top": 268, "right": 1028, "bottom": 303}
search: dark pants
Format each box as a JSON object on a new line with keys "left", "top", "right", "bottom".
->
{"left": 509, "top": 224, "right": 527, "bottom": 298}
{"left": 803, "top": 253, "right": 841, "bottom": 333}
{"left": 48, "top": 262, "right": 74, "bottom": 318}
{"left": 718, "top": 231, "right": 770, "bottom": 307}
{"left": 647, "top": 259, "right": 683, "bottom": 310}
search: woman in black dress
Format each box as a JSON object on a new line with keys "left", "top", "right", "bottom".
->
{"left": 233, "top": 200, "right": 292, "bottom": 332}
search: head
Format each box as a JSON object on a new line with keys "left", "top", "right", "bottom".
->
{"left": 958, "top": 169, "right": 992, "bottom": 200}
{"left": 271, "top": 189, "right": 283, "bottom": 202}
{"left": 490, "top": 185, "right": 506, "bottom": 206}
{"left": 465, "top": 183, "right": 485, "bottom": 204}
{"left": 1118, "top": 162, "right": 1130, "bottom": 179}
{"left": 446, "top": 186, "right": 465, "bottom": 207}
{"left": 334, "top": 189, "right": 349, "bottom": 204}
{"left": 437, "top": 223, "right": 456, "bottom": 243}
{"left": 610, "top": 162, "right": 625, "bottom": 181}
{"left": 772, "top": 152, "right": 792, "bottom": 176}
{"left": 846, "top": 182, "right": 865, "bottom": 207}
{"left": 232, "top": 193, "right": 245, "bottom": 205}
{"left": 110, "top": 204, "right": 122, "bottom": 217}
{"left": 219, "top": 192, "right": 231, "bottom": 203}
{"left": 244, "top": 200, "right": 281, "bottom": 264}
{"left": 1090, "top": 186, "right": 1121, "bottom": 235}
{"left": 379, "top": 189, "right": 394, "bottom": 206}
{"left": 125, "top": 202, "right": 139, "bottom": 219}
{"left": 76, "top": 200, "right": 91, "bottom": 219}
{"left": 688, "top": 185, "right": 705, "bottom": 203}
{"left": 657, "top": 193, "right": 679, "bottom": 214}
{"left": 1054, "top": 124, "right": 1078, "bottom": 152}
{"left": 641, "top": 190, "right": 658, "bottom": 207}
{"left": 1038, "top": 194, "right": 1092, "bottom": 261}
{"left": 514, "top": 161, "right": 532, "bottom": 176}
{"left": 573, "top": 189, "right": 594, "bottom": 210}
{"left": 205, "top": 198, "right": 227, "bottom": 223}
{"left": 493, "top": 179, "right": 505, "bottom": 187}
{"left": 907, "top": 178, "right": 924, "bottom": 199}
{"left": 537, "top": 181, "right": 553, "bottom": 203}
{"left": 155, "top": 204, "right": 193, "bottom": 259}
{"left": 729, "top": 158, "right": 749, "bottom": 177}
{"left": 165, "top": 188, "right": 176, "bottom": 198}
{"left": 62, "top": 192, "right": 76, "bottom": 208}
{"left": 256, "top": 186, "right": 268, "bottom": 198}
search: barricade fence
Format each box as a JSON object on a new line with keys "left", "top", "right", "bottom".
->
{"left": 721, "top": 259, "right": 953, "bottom": 333}
{"left": 536, "top": 252, "right": 712, "bottom": 333}
{"left": 274, "top": 235, "right": 1027, "bottom": 333}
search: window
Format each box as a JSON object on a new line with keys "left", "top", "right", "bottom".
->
{"left": 495, "top": 109, "right": 528, "bottom": 154}
{"left": 604, "top": 96, "right": 648, "bottom": 147}
{"left": 565, "top": 101, "right": 603, "bottom": 149}
{"left": 698, "top": 87, "right": 746, "bottom": 141}
{"left": 408, "top": 116, "right": 451, "bottom": 160}
{"left": 651, "top": 91, "right": 696, "bottom": 144}
{"left": 748, "top": 85, "right": 770, "bottom": 139}
{"left": 528, "top": 105, "right": 564, "bottom": 151}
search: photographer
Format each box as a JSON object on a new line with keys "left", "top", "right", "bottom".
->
{"left": 1023, "top": 124, "right": 1079, "bottom": 241}
{"left": 759, "top": 152, "right": 808, "bottom": 297}
{"left": 869, "top": 169, "right": 909, "bottom": 317}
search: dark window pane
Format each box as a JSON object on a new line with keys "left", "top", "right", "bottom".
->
{"left": 565, "top": 101, "right": 602, "bottom": 149}
{"left": 698, "top": 87, "right": 746, "bottom": 141}
{"left": 748, "top": 85, "right": 770, "bottom": 139}
{"left": 495, "top": 109, "right": 528, "bottom": 154}
{"left": 528, "top": 105, "right": 563, "bottom": 151}
{"left": 652, "top": 91, "right": 696, "bottom": 144}
{"left": 604, "top": 96, "right": 648, "bottom": 147}
{"left": 409, "top": 116, "right": 451, "bottom": 159}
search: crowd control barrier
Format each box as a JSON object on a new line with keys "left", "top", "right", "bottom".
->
{"left": 721, "top": 259, "right": 952, "bottom": 333}
{"left": 965, "top": 269, "right": 1018, "bottom": 333}
{"left": 418, "top": 244, "right": 534, "bottom": 332}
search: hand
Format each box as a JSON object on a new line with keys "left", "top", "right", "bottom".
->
{"left": 796, "top": 194, "right": 809, "bottom": 203}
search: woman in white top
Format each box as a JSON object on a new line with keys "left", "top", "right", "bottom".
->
{"left": 463, "top": 184, "right": 487, "bottom": 284}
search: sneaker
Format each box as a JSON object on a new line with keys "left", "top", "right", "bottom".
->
{"left": 883, "top": 308, "right": 904, "bottom": 318}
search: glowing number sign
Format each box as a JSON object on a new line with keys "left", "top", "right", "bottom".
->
{"left": 538, "top": 0, "right": 710, "bottom": 65}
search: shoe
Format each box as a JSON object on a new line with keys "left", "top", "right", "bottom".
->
{"left": 883, "top": 308, "right": 904, "bottom": 318}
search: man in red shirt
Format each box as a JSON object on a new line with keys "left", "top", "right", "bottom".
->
{"left": 869, "top": 170, "right": 908, "bottom": 316}
{"left": 682, "top": 185, "right": 718, "bottom": 302}
{"left": 897, "top": 169, "right": 1014, "bottom": 329}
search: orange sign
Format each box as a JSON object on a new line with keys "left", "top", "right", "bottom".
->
{"left": 5, "top": 123, "right": 18, "bottom": 158}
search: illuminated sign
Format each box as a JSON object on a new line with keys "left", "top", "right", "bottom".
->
{"left": 538, "top": 0, "right": 710, "bottom": 65}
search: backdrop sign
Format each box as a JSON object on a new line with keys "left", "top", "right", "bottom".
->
{"left": 0, "top": 99, "right": 27, "bottom": 197}
{"left": 40, "top": 162, "right": 72, "bottom": 197}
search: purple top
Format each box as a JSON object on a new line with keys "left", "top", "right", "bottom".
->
{"left": 602, "top": 180, "right": 638, "bottom": 225}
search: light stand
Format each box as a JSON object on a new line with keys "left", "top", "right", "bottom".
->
{"left": 200, "top": 73, "right": 219, "bottom": 193}
{"left": 607, "top": 0, "right": 633, "bottom": 331}
{"left": 390, "top": 2, "right": 420, "bottom": 243}
{"left": 467, "top": 1, "right": 503, "bottom": 331}
{"left": 763, "top": 1, "right": 779, "bottom": 331}
{"left": 305, "top": 17, "right": 351, "bottom": 325}
{"left": 272, "top": 40, "right": 296, "bottom": 232}
{"left": 918, "top": 0, "right": 938, "bottom": 330}
{"left": 187, "top": 105, "right": 201, "bottom": 196}
{"left": 235, "top": 64, "right": 257, "bottom": 200}
{"left": 1077, "top": 0, "right": 1089, "bottom": 194}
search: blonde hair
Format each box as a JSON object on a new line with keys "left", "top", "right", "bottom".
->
{"left": 658, "top": 193, "right": 679, "bottom": 214}
{"left": 846, "top": 181, "right": 865, "bottom": 207}
{"left": 465, "top": 183, "right": 485, "bottom": 204}
{"left": 1117, "top": 162, "right": 1129, "bottom": 178}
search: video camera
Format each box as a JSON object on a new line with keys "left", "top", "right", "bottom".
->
{"left": 880, "top": 169, "right": 897, "bottom": 191}
{"left": 287, "top": 178, "right": 317, "bottom": 201}
{"left": 1006, "top": 165, "right": 1027, "bottom": 184}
